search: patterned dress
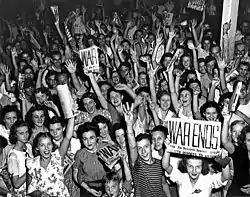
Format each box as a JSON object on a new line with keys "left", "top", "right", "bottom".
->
{"left": 26, "top": 149, "right": 70, "bottom": 197}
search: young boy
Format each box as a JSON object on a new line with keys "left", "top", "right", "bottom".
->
{"left": 102, "top": 150, "right": 132, "bottom": 197}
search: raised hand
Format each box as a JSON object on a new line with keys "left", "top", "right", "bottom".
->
{"left": 217, "top": 57, "right": 227, "bottom": 70}
{"left": 148, "top": 65, "right": 159, "bottom": 79}
{"left": 148, "top": 98, "right": 156, "bottom": 111}
{"left": 89, "top": 188, "right": 102, "bottom": 197}
{"left": 11, "top": 47, "right": 18, "bottom": 57}
{"left": 122, "top": 102, "right": 134, "bottom": 125}
{"left": 156, "top": 33, "right": 163, "bottom": 46}
{"left": 191, "top": 18, "right": 197, "bottom": 28}
{"left": 38, "top": 64, "right": 47, "bottom": 73}
{"left": 187, "top": 40, "right": 195, "bottom": 50}
{"left": 169, "top": 30, "right": 176, "bottom": 39}
{"left": 211, "top": 78, "right": 220, "bottom": 87}
{"left": 1, "top": 64, "right": 10, "bottom": 76}
{"left": 65, "top": 59, "right": 77, "bottom": 74}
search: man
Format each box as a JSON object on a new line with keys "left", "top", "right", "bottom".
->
{"left": 124, "top": 105, "right": 167, "bottom": 197}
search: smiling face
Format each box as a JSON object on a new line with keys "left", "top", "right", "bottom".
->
{"left": 159, "top": 94, "right": 171, "bottom": 111}
{"left": 111, "top": 72, "right": 120, "bottom": 85}
{"left": 115, "top": 129, "right": 126, "bottom": 147}
{"left": 109, "top": 91, "right": 122, "bottom": 107}
{"left": 186, "top": 158, "right": 203, "bottom": 182}
{"left": 231, "top": 123, "right": 245, "bottom": 144}
{"left": 83, "top": 97, "right": 97, "bottom": 114}
{"left": 82, "top": 130, "right": 97, "bottom": 151}
{"left": 32, "top": 110, "right": 45, "bottom": 127}
{"left": 137, "top": 138, "right": 152, "bottom": 162}
{"left": 152, "top": 131, "right": 165, "bottom": 151}
{"left": 179, "top": 90, "right": 192, "bottom": 107}
{"left": 182, "top": 56, "right": 191, "bottom": 70}
{"left": 35, "top": 92, "right": 48, "bottom": 105}
{"left": 204, "top": 107, "right": 218, "bottom": 121}
{"left": 37, "top": 136, "right": 53, "bottom": 159}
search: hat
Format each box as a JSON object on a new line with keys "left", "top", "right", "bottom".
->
{"left": 23, "top": 78, "right": 34, "bottom": 89}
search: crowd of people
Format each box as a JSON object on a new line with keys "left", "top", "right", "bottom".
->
{"left": 0, "top": 0, "right": 250, "bottom": 196}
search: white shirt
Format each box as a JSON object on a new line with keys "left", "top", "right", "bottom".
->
{"left": 168, "top": 168, "right": 227, "bottom": 197}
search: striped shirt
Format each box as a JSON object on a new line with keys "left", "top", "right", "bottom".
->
{"left": 132, "top": 157, "right": 166, "bottom": 197}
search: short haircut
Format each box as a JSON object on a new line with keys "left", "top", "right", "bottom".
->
{"left": 77, "top": 122, "right": 100, "bottom": 139}
{"left": 151, "top": 125, "right": 168, "bottom": 137}
{"left": 135, "top": 133, "right": 152, "bottom": 143}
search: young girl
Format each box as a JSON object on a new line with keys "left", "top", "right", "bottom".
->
{"left": 25, "top": 105, "right": 49, "bottom": 144}
{"left": 162, "top": 139, "right": 230, "bottom": 197}
{"left": 26, "top": 117, "right": 74, "bottom": 197}
{"left": 92, "top": 115, "right": 114, "bottom": 144}
{"left": 7, "top": 121, "right": 33, "bottom": 197}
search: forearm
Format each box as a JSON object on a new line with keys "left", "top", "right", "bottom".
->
{"left": 219, "top": 69, "right": 228, "bottom": 92}
{"left": 54, "top": 22, "right": 64, "bottom": 41}
{"left": 36, "top": 72, "right": 43, "bottom": 88}
{"left": 70, "top": 73, "right": 81, "bottom": 91}
{"left": 208, "top": 86, "right": 216, "bottom": 101}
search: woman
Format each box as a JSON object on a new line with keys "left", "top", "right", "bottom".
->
{"left": 7, "top": 121, "right": 33, "bottom": 197}
{"left": 92, "top": 115, "right": 114, "bottom": 144}
{"left": 74, "top": 122, "right": 106, "bottom": 197}
{"left": 222, "top": 115, "right": 250, "bottom": 196}
{"left": 26, "top": 117, "right": 74, "bottom": 197}
{"left": 0, "top": 105, "right": 20, "bottom": 144}
{"left": 75, "top": 92, "right": 112, "bottom": 129}
{"left": 162, "top": 139, "right": 230, "bottom": 197}
{"left": 200, "top": 101, "right": 223, "bottom": 122}
{"left": 25, "top": 105, "right": 49, "bottom": 144}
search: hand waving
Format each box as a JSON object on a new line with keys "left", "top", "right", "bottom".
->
{"left": 65, "top": 59, "right": 77, "bottom": 74}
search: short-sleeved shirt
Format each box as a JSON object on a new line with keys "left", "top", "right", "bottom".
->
{"left": 7, "top": 144, "right": 33, "bottom": 197}
{"left": 26, "top": 149, "right": 69, "bottom": 197}
{"left": 168, "top": 168, "right": 227, "bottom": 197}
{"left": 74, "top": 146, "right": 106, "bottom": 187}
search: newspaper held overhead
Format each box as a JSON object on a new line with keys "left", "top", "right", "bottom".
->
{"left": 187, "top": 0, "right": 205, "bottom": 12}
{"left": 79, "top": 46, "right": 100, "bottom": 73}
{"left": 163, "top": 118, "right": 221, "bottom": 158}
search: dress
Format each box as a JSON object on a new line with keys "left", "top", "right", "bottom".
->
{"left": 7, "top": 144, "right": 33, "bottom": 197}
{"left": 74, "top": 145, "right": 107, "bottom": 197}
{"left": 26, "top": 149, "right": 70, "bottom": 197}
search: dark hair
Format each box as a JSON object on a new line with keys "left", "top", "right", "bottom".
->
{"left": 178, "top": 156, "right": 209, "bottom": 175}
{"left": 135, "top": 86, "right": 150, "bottom": 95}
{"left": 178, "top": 88, "right": 193, "bottom": 100}
{"left": 33, "top": 132, "right": 57, "bottom": 156}
{"left": 218, "top": 92, "right": 232, "bottom": 110}
{"left": 22, "top": 65, "right": 34, "bottom": 74}
{"left": 33, "top": 87, "right": 52, "bottom": 103}
{"left": 0, "top": 136, "right": 8, "bottom": 149}
{"left": 47, "top": 116, "right": 65, "bottom": 128}
{"left": 92, "top": 115, "right": 112, "bottom": 132}
{"left": 151, "top": 125, "right": 168, "bottom": 137}
{"left": 186, "top": 79, "right": 202, "bottom": 98}
{"left": 1, "top": 105, "right": 21, "bottom": 125}
{"left": 200, "top": 101, "right": 222, "bottom": 122}
{"left": 160, "top": 53, "right": 173, "bottom": 66}
{"left": 25, "top": 105, "right": 50, "bottom": 129}
{"left": 103, "top": 171, "right": 121, "bottom": 185}
{"left": 135, "top": 133, "right": 152, "bottom": 143}
{"left": 107, "top": 87, "right": 123, "bottom": 102}
{"left": 45, "top": 70, "right": 57, "bottom": 81}
{"left": 9, "top": 120, "right": 31, "bottom": 144}
{"left": 80, "top": 92, "right": 101, "bottom": 111}
{"left": 238, "top": 125, "right": 250, "bottom": 148}
{"left": 77, "top": 122, "right": 100, "bottom": 139}
{"left": 111, "top": 123, "right": 126, "bottom": 144}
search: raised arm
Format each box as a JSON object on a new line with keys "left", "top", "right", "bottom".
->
{"left": 168, "top": 65, "right": 179, "bottom": 113}
{"left": 162, "top": 139, "right": 173, "bottom": 175}
{"left": 123, "top": 103, "right": 138, "bottom": 166}
{"left": 221, "top": 114, "right": 235, "bottom": 154}
{"left": 59, "top": 117, "right": 74, "bottom": 162}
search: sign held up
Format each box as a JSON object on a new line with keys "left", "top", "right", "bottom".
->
{"left": 79, "top": 46, "right": 99, "bottom": 73}
{"left": 187, "top": 0, "right": 205, "bottom": 12}
{"left": 163, "top": 118, "right": 221, "bottom": 158}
